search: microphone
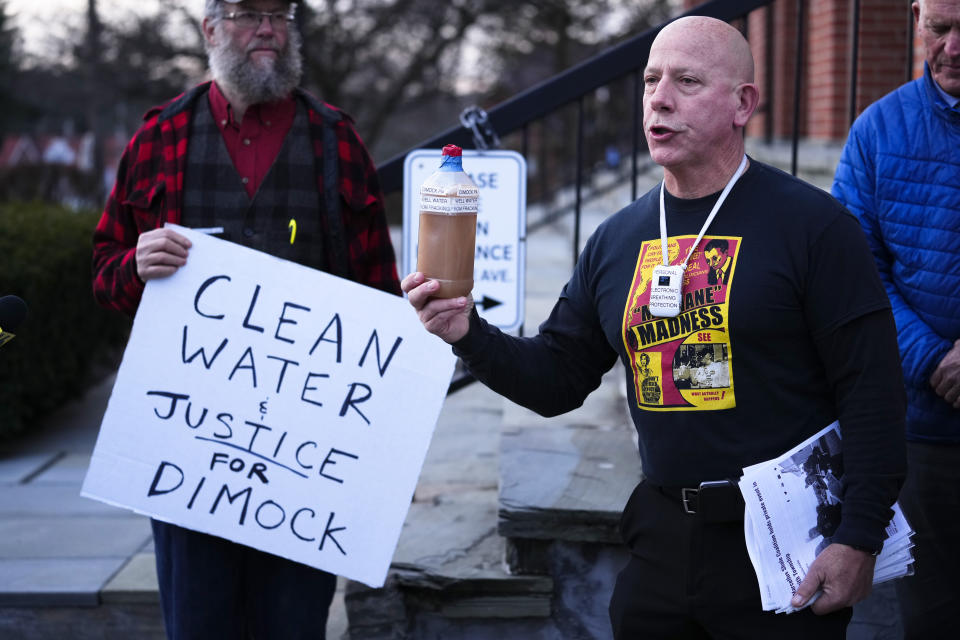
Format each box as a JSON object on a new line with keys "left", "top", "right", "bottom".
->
{"left": 0, "top": 295, "right": 28, "bottom": 347}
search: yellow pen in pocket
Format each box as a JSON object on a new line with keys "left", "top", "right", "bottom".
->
{"left": 288, "top": 219, "right": 297, "bottom": 244}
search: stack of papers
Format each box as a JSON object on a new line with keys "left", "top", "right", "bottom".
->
{"left": 739, "top": 421, "right": 915, "bottom": 613}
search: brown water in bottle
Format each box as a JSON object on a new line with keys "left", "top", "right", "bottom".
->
{"left": 417, "top": 209, "right": 478, "bottom": 298}
{"left": 416, "top": 144, "right": 479, "bottom": 298}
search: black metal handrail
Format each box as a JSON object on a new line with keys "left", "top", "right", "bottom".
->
{"left": 378, "top": 0, "right": 773, "bottom": 194}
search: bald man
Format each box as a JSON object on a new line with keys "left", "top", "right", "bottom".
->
{"left": 404, "top": 16, "right": 905, "bottom": 639}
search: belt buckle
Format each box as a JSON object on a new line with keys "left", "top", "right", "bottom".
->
{"left": 681, "top": 487, "right": 699, "bottom": 514}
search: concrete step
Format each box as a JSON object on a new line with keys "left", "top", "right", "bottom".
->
{"left": 344, "top": 362, "right": 639, "bottom": 639}
{"left": 498, "top": 421, "right": 641, "bottom": 583}
{"left": 345, "top": 489, "right": 555, "bottom": 639}
{"left": 343, "top": 377, "right": 562, "bottom": 638}
{"left": 499, "top": 422, "right": 641, "bottom": 545}
{"left": 493, "top": 374, "right": 640, "bottom": 640}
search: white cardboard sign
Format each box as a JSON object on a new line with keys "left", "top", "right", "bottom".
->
{"left": 82, "top": 225, "right": 456, "bottom": 587}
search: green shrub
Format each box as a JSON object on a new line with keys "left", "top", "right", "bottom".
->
{"left": 0, "top": 201, "right": 130, "bottom": 441}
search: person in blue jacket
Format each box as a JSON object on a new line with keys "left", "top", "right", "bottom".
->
{"left": 832, "top": 0, "right": 960, "bottom": 636}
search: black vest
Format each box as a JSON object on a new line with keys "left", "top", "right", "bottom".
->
{"left": 181, "top": 94, "right": 339, "bottom": 274}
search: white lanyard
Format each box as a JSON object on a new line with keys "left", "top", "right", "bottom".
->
{"left": 658, "top": 154, "right": 748, "bottom": 269}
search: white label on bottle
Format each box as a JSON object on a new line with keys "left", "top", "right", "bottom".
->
{"left": 457, "top": 186, "right": 480, "bottom": 197}
{"left": 419, "top": 194, "right": 478, "bottom": 213}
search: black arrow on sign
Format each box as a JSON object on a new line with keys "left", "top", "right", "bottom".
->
{"left": 478, "top": 295, "right": 502, "bottom": 311}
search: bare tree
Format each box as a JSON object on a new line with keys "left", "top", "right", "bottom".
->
{"left": 0, "top": 0, "right": 23, "bottom": 135}
{"left": 297, "top": 0, "right": 502, "bottom": 147}
{"left": 82, "top": 0, "right": 105, "bottom": 199}
{"left": 11, "top": 0, "right": 671, "bottom": 154}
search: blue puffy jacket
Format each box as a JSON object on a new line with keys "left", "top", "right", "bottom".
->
{"left": 832, "top": 64, "right": 960, "bottom": 442}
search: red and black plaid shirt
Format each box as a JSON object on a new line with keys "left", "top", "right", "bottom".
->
{"left": 92, "top": 82, "right": 400, "bottom": 317}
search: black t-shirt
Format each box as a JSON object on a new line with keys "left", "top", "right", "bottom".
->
{"left": 560, "top": 160, "right": 890, "bottom": 483}
{"left": 455, "top": 159, "right": 905, "bottom": 549}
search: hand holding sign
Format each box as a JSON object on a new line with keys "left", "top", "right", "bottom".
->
{"left": 136, "top": 227, "right": 192, "bottom": 282}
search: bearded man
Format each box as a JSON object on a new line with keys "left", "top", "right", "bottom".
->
{"left": 92, "top": 1, "right": 400, "bottom": 637}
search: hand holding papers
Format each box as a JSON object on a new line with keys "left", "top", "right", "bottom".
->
{"left": 739, "top": 421, "right": 914, "bottom": 613}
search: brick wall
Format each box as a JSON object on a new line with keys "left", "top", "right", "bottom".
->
{"left": 739, "top": 1, "right": 805, "bottom": 140}
{"left": 679, "top": 0, "right": 916, "bottom": 141}
{"left": 807, "top": 0, "right": 851, "bottom": 139}
{"left": 855, "top": 0, "right": 912, "bottom": 116}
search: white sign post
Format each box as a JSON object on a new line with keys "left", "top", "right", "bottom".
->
{"left": 403, "top": 149, "right": 527, "bottom": 332}
{"left": 82, "top": 225, "right": 456, "bottom": 588}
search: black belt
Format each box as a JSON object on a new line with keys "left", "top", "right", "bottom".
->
{"left": 649, "top": 480, "right": 744, "bottom": 523}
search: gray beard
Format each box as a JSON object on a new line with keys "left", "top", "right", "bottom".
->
{"left": 207, "top": 26, "right": 303, "bottom": 105}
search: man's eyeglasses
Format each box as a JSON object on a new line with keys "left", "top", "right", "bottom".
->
{"left": 222, "top": 10, "right": 294, "bottom": 30}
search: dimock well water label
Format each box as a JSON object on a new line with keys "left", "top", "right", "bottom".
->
{"left": 419, "top": 190, "right": 479, "bottom": 214}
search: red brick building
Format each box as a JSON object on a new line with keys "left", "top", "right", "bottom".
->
{"left": 685, "top": 0, "right": 925, "bottom": 141}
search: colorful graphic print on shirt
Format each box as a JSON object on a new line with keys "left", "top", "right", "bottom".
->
{"left": 621, "top": 235, "right": 741, "bottom": 411}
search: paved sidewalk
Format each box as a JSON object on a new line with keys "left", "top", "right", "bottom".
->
{"left": 0, "top": 372, "right": 147, "bottom": 608}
